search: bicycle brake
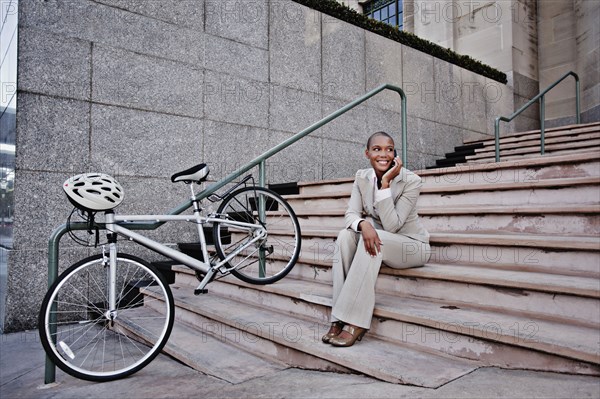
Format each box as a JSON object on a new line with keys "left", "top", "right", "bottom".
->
{"left": 261, "top": 244, "right": 274, "bottom": 255}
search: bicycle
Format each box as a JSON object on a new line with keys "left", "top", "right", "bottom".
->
{"left": 38, "top": 163, "right": 301, "bottom": 382}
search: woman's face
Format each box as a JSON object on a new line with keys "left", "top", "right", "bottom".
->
{"left": 365, "top": 136, "right": 395, "bottom": 176}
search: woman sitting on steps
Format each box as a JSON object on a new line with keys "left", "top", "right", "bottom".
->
{"left": 323, "top": 131, "right": 430, "bottom": 347}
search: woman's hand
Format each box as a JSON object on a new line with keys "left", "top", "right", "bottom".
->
{"left": 359, "top": 221, "right": 381, "bottom": 257}
{"left": 381, "top": 156, "right": 402, "bottom": 189}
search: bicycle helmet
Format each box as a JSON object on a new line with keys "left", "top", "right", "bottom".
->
{"left": 63, "top": 173, "right": 124, "bottom": 211}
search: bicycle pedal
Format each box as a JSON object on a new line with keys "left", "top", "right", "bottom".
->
{"left": 194, "top": 288, "right": 209, "bottom": 295}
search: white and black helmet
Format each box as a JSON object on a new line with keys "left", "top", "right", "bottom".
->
{"left": 63, "top": 173, "right": 124, "bottom": 211}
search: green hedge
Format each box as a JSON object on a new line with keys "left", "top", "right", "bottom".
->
{"left": 292, "top": 0, "right": 507, "bottom": 84}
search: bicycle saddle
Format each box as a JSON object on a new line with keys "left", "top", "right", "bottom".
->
{"left": 171, "top": 163, "right": 210, "bottom": 184}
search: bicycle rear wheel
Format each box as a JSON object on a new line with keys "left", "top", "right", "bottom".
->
{"left": 213, "top": 186, "right": 301, "bottom": 285}
{"left": 38, "top": 253, "right": 174, "bottom": 382}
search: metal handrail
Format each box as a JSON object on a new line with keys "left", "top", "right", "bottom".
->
{"left": 44, "top": 83, "right": 407, "bottom": 383}
{"left": 494, "top": 71, "right": 580, "bottom": 162}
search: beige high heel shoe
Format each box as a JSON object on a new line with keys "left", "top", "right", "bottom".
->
{"left": 321, "top": 321, "right": 344, "bottom": 343}
{"left": 329, "top": 324, "right": 366, "bottom": 347}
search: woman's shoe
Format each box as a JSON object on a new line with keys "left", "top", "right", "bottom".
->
{"left": 322, "top": 321, "right": 344, "bottom": 343}
{"left": 329, "top": 324, "right": 366, "bottom": 347}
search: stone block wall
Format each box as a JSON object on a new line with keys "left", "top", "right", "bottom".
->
{"left": 2, "top": 0, "right": 511, "bottom": 331}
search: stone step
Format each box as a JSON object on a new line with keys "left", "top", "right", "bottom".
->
{"left": 466, "top": 139, "right": 600, "bottom": 162}
{"left": 418, "top": 205, "right": 600, "bottom": 235}
{"left": 298, "top": 177, "right": 354, "bottom": 196}
{"left": 418, "top": 178, "right": 599, "bottom": 208}
{"left": 147, "top": 282, "right": 479, "bottom": 388}
{"left": 285, "top": 193, "right": 350, "bottom": 212}
{"left": 289, "top": 244, "right": 600, "bottom": 281}
{"left": 278, "top": 241, "right": 600, "bottom": 323}
{"left": 464, "top": 147, "right": 599, "bottom": 165}
{"left": 173, "top": 272, "right": 600, "bottom": 368}
{"left": 474, "top": 125, "right": 600, "bottom": 151}
{"left": 279, "top": 228, "right": 600, "bottom": 252}
{"left": 416, "top": 152, "right": 600, "bottom": 187}
{"left": 292, "top": 205, "right": 600, "bottom": 235}
{"left": 473, "top": 131, "right": 600, "bottom": 154}
{"left": 429, "top": 231, "right": 600, "bottom": 252}
{"left": 117, "top": 305, "right": 286, "bottom": 384}
{"left": 295, "top": 152, "right": 600, "bottom": 196}
{"left": 255, "top": 257, "right": 600, "bottom": 327}
{"left": 286, "top": 176, "right": 599, "bottom": 212}
{"left": 463, "top": 121, "right": 600, "bottom": 145}
{"left": 269, "top": 228, "right": 600, "bottom": 277}
{"left": 179, "top": 229, "right": 600, "bottom": 326}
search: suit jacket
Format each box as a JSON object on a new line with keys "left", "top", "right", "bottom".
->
{"left": 344, "top": 167, "right": 429, "bottom": 243}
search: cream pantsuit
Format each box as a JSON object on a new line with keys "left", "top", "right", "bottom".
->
{"left": 330, "top": 168, "right": 430, "bottom": 329}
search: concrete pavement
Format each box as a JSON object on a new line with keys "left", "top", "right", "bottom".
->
{"left": 1, "top": 330, "right": 599, "bottom": 399}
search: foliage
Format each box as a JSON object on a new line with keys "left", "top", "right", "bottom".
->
{"left": 292, "top": 0, "right": 508, "bottom": 84}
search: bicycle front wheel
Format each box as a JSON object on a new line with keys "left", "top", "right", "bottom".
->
{"left": 38, "top": 253, "right": 174, "bottom": 382}
{"left": 213, "top": 186, "right": 301, "bottom": 285}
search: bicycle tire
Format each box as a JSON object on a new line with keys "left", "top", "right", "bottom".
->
{"left": 213, "top": 186, "right": 301, "bottom": 285}
{"left": 38, "top": 253, "right": 174, "bottom": 382}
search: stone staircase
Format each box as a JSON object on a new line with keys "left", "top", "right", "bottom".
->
{"left": 432, "top": 121, "right": 600, "bottom": 167}
{"left": 123, "top": 122, "right": 600, "bottom": 387}
{"left": 466, "top": 121, "right": 599, "bottom": 164}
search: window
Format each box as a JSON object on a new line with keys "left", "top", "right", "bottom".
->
{"left": 363, "top": 0, "right": 403, "bottom": 29}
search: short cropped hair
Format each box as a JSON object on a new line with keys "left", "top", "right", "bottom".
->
{"left": 366, "top": 131, "right": 394, "bottom": 149}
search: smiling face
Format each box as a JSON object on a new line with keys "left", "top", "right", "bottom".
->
{"left": 365, "top": 135, "right": 395, "bottom": 179}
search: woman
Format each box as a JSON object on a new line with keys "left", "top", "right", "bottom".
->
{"left": 323, "top": 131, "right": 430, "bottom": 347}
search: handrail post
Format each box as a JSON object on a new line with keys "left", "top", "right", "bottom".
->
{"left": 540, "top": 95, "right": 545, "bottom": 155}
{"left": 494, "top": 117, "right": 501, "bottom": 162}
{"left": 44, "top": 224, "right": 70, "bottom": 384}
{"left": 575, "top": 77, "right": 581, "bottom": 124}
{"left": 259, "top": 160, "right": 266, "bottom": 188}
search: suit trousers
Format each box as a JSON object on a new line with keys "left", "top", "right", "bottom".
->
{"left": 330, "top": 228, "right": 430, "bottom": 329}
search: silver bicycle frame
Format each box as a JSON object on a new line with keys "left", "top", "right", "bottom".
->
{"left": 103, "top": 199, "right": 267, "bottom": 299}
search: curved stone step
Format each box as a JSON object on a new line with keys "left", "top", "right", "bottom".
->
{"left": 168, "top": 270, "right": 600, "bottom": 374}
{"left": 175, "top": 274, "right": 600, "bottom": 367}
{"left": 156, "top": 284, "right": 479, "bottom": 388}
{"left": 118, "top": 305, "right": 286, "bottom": 384}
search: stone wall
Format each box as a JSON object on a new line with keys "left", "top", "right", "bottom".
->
{"left": 2, "top": 0, "right": 511, "bottom": 332}
{"left": 538, "top": 0, "right": 600, "bottom": 126}
{"left": 404, "top": 0, "right": 539, "bottom": 131}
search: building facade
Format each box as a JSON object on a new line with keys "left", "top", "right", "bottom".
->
{"left": 345, "top": 0, "right": 599, "bottom": 128}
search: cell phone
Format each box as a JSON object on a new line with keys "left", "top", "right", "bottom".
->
{"left": 387, "top": 149, "right": 398, "bottom": 171}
